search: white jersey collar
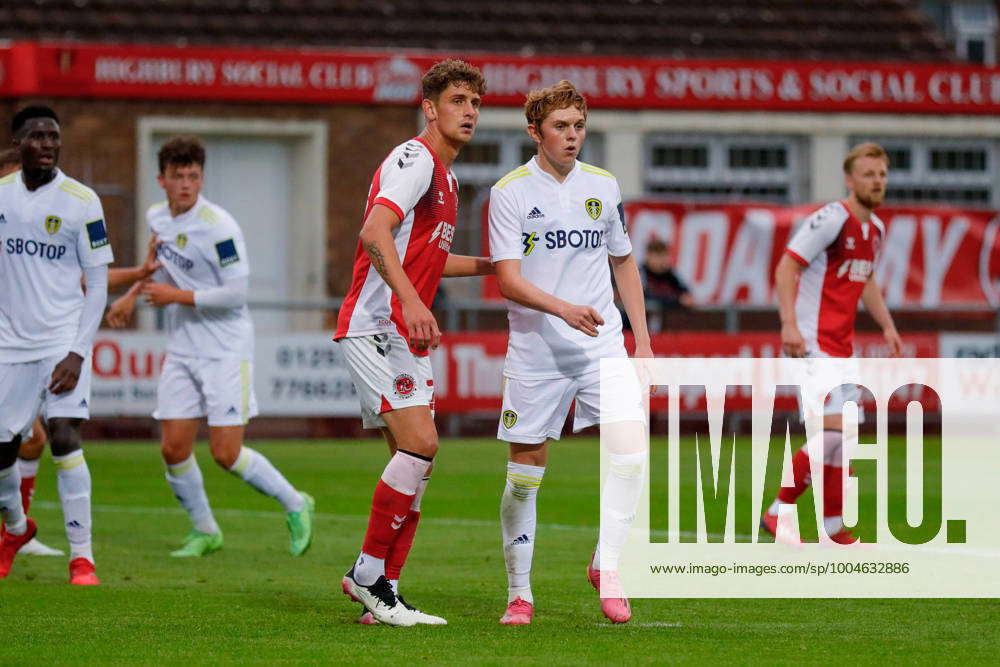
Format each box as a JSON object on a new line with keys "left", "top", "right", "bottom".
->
{"left": 170, "top": 194, "right": 206, "bottom": 223}
{"left": 528, "top": 156, "right": 580, "bottom": 186}
{"left": 17, "top": 167, "right": 63, "bottom": 196}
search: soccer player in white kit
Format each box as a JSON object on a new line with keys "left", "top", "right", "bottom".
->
{"left": 0, "top": 106, "right": 112, "bottom": 584}
{"left": 488, "top": 81, "right": 652, "bottom": 624}
{"left": 336, "top": 60, "right": 492, "bottom": 627}
{"left": 761, "top": 142, "right": 902, "bottom": 543}
{"left": 0, "top": 146, "right": 66, "bottom": 558}
{"left": 107, "top": 136, "right": 314, "bottom": 558}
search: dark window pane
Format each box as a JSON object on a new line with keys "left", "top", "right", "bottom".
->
{"left": 885, "top": 148, "right": 911, "bottom": 170}
{"left": 521, "top": 143, "right": 536, "bottom": 164}
{"left": 930, "top": 148, "right": 987, "bottom": 171}
{"left": 967, "top": 39, "right": 986, "bottom": 65}
{"left": 651, "top": 145, "right": 708, "bottom": 168}
{"left": 458, "top": 141, "right": 500, "bottom": 165}
{"left": 728, "top": 146, "right": 787, "bottom": 169}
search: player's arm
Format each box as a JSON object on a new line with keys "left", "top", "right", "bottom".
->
{"left": 106, "top": 279, "right": 145, "bottom": 328}
{"left": 494, "top": 259, "right": 603, "bottom": 337}
{"left": 51, "top": 266, "right": 109, "bottom": 394}
{"left": 360, "top": 203, "right": 440, "bottom": 350}
{"left": 108, "top": 234, "right": 162, "bottom": 289}
{"left": 861, "top": 275, "right": 902, "bottom": 357}
{"left": 443, "top": 254, "right": 494, "bottom": 277}
{"left": 610, "top": 253, "right": 652, "bottom": 357}
{"left": 775, "top": 253, "right": 806, "bottom": 357}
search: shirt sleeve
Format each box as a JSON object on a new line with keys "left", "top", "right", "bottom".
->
{"left": 785, "top": 204, "right": 846, "bottom": 266}
{"left": 488, "top": 186, "right": 524, "bottom": 262}
{"left": 194, "top": 274, "right": 248, "bottom": 309}
{"left": 606, "top": 182, "right": 632, "bottom": 257}
{"left": 76, "top": 195, "right": 114, "bottom": 268}
{"left": 70, "top": 265, "right": 109, "bottom": 358}
{"left": 372, "top": 147, "right": 434, "bottom": 221}
{"left": 210, "top": 220, "right": 250, "bottom": 280}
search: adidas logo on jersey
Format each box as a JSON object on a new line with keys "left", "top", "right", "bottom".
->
{"left": 78, "top": 398, "right": 88, "bottom": 408}
{"left": 526, "top": 207, "right": 544, "bottom": 220}
{"left": 511, "top": 534, "right": 531, "bottom": 545}
{"left": 226, "top": 406, "right": 239, "bottom": 416}
{"left": 0, "top": 213, "right": 6, "bottom": 224}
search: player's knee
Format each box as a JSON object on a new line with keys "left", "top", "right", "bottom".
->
{"left": 160, "top": 439, "right": 192, "bottom": 466}
{"left": 211, "top": 448, "right": 239, "bottom": 470}
{"left": 48, "top": 421, "right": 82, "bottom": 457}
{"left": 406, "top": 428, "right": 438, "bottom": 458}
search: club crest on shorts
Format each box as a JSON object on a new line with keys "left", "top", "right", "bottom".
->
{"left": 502, "top": 409, "right": 518, "bottom": 429}
{"left": 394, "top": 373, "right": 416, "bottom": 398}
{"left": 585, "top": 198, "right": 602, "bottom": 220}
{"left": 44, "top": 215, "right": 62, "bottom": 234}
{"left": 176, "top": 233, "right": 188, "bottom": 249}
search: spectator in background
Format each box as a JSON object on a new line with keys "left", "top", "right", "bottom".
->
{"left": 640, "top": 239, "right": 692, "bottom": 310}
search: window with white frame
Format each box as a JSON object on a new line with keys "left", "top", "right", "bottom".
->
{"left": 643, "top": 133, "right": 807, "bottom": 203}
{"left": 852, "top": 136, "right": 998, "bottom": 207}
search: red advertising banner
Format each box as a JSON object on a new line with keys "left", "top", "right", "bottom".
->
{"left": 481, "top": 201, "right": 1000, "bottom": 307}
{"left": 432, "top": 332, "right": 939, "bottom": 415}
{"left": 6, "top": 41, "right": 1000, "bottom": 114}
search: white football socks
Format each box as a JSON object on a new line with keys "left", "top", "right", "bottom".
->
{"left": 166, "top": 454, "right": 220, "bottom": 535}
{"left": 353, "top": 553, "right": 386, "bottom": 587}
{"left": 594, "top": 451, "right": 646, "bottom": 572}
{"left": 228, "top": 447, "right": 304, "bottom": 513}
{"left": 53, "top": 451, "right": 93, "bottom": 563}
{"left": 0, "top": 463, "right": 26, "bottom": 535}
{"left": 500, "top": 461, "right": 545, "bottom": 604}
{"left": 17, "top": 456, "right": 40, "bottom": 480}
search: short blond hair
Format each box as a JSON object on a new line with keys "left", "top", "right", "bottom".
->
{"left": 843, "top": 142, "right": 889, "bottom": 174}
{"left": 524, "top": 80, "right": 587, "bottom": 129}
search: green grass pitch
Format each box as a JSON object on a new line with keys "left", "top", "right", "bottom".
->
{"left": 2, "top": 438, "right": 998, "bottom": 665}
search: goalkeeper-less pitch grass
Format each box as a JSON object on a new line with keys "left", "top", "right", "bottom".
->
{"left": 2, "top": 438, "right": 997, "bottom": 665}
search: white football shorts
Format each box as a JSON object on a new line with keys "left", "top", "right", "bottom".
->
{"left": 497, "top": 362, "right": 646, "bottom": 445}
{"left": 0, "top": 352, "right": 94, "bottom": 441}
{"left": 153, "top": 354, "right": 258, "bottom": 426}
{"left": 339, "top": 332, "right": 434, "bottom": 429}
{"left": 798, "top": 352, "right": 864, "bottom": 423}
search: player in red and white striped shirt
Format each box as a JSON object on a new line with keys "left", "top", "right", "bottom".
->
{"left": 762, "top": 142, "right": 902, "bottom": 543}
{"left": 336, "top": 60, "right": 493, "bottom": 627}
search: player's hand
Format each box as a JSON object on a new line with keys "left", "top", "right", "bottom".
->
{"left": 49, "top": 352, "right": 83, "bottom": 394}
{"left": 781, "top": 323, "right": 806, "bottom": 357}
{"left": 560, "top": 304, "right": 604, "bottom": 337}
{"left": 142, "top": 282, "right": 179, "bottom": 307}
{"left": 633, "top": 341, "right": 660, "bottom": 396}
{"left": 106, "top": 292, "right": 139, "bottom": 328}
{"left": 402, "top": 298, "right": 441, "bottom": 351}
{"left": 142, "top": 235, "right": 163, "bottom": 277}
{"left": 883, "top": 327, "right": 903, "bottom": 357}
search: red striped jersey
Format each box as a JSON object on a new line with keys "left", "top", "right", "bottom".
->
{"left": 785, "top": 201, "right": 884, "bottom": 358}
{"left": 334, "top": 137, "right": 458, "bottom": 356}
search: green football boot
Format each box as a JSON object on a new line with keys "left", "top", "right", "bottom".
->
{"left": 287, "top": 492, "right": 315, "bottom": 556}
{"left": 170, "top": 530, "right": 223, "bottom": 558}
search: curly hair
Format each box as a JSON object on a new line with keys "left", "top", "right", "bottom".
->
{"left": 421, "top": 59, "right": 486, "bottom": 101}
{"left": 158, "top": 135, "right": 206, "bottom": 173}
{"left": 524, "top": 80, "right": 587, "bottom": 129}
